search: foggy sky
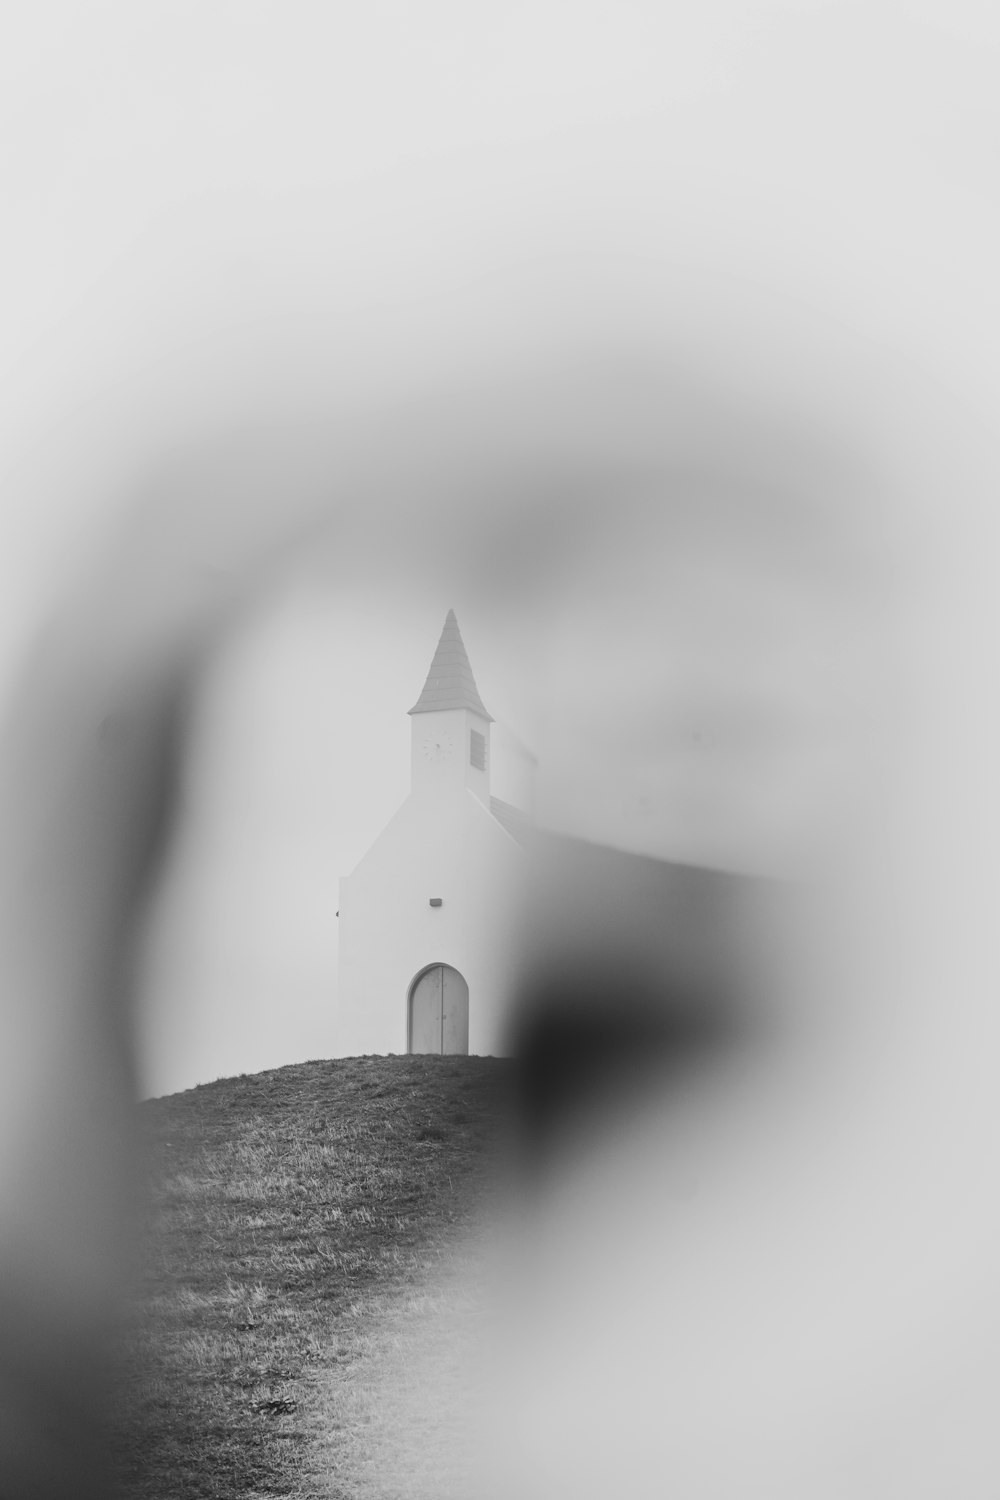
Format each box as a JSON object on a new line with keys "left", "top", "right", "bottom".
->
{"left": 2, "top": 3, "right": 998, "bottom": 1101}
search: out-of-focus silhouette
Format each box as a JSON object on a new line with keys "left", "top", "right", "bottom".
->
{"left": 1, "top": 314, "right": 991, "bottom": 1495}
{"left": 2, "top": 4, "right": 999, "bottom": 1495}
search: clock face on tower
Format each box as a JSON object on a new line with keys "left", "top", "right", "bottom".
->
{"left": 422, "top": 732, "right": 455, "bottom": 761}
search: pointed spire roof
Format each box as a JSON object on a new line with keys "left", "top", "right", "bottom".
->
{"left": 408, "top": 610, "right": 493, "bottom": 720}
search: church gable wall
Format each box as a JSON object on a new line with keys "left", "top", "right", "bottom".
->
{"left": 337, "top": 788, "right": 525, "bottom": 1055}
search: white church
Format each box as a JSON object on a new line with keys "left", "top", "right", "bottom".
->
{"left": 336, "top": 611, "right": 532, "bottom": 1057}
{"left": 337, "top": 610, "right": 761, "bottom": 1063}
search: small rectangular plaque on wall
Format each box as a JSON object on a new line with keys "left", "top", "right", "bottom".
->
{"left": 429, "top": 897, "right": 443, "bottom": 907}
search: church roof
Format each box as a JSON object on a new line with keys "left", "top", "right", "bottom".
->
{"left": 490, "top": 796, "right": 534, "bottom": 847}
{"left": 408, "top": 610, "right": 494, "bottom": 720}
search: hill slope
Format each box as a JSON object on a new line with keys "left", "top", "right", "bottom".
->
{"left": 113, "top": 1055, "right": 514, "bottom": 1499}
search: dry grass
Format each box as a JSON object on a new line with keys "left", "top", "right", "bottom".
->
{"left": 111, "top": 1055, "right": 514, "bottom": 1499}
{"left": 305, "top": 1258, "right": 506, "bottom": 1500}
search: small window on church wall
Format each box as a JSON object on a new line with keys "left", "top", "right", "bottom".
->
{"left": 470, "top": 729, "right": 486, "bottom": 771}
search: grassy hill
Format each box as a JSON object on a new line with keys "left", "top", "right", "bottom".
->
{"left": 112, "top": 1055, "right": 515, "bottom": 1500}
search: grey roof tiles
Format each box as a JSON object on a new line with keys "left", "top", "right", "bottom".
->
{"left": 489, "top": 796, "right": 534, "bottom": 846}
{"left": 408, "top": 609, "right": 494, "bottom": 720}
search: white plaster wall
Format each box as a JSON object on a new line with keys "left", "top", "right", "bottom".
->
{"left": 409, "top": 707, "right": 491, "bottom": 806}
{"left": 492, "top": 722, "right": 538, "bottom": 813}
{"left": 337, "top": 785, "right": 525, "bottom": 1056}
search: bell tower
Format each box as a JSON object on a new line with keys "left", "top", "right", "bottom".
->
{"left": 408, "top": 610, "right": 493, "bottom": 805}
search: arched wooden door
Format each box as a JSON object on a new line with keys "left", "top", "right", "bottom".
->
{"left": 408, "top": 965, "right": 469, "bottom": 1055}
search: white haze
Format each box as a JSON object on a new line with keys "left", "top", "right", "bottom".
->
{"left": 0, "top": 4, "right": 998, "bottom": 1498}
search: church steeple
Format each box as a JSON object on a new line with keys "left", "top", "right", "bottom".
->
{"left": 408, "top": 609, "right": 493, "bottom": 722}
{"left": 409, "top": 611, "right": 492, "bottom": 804}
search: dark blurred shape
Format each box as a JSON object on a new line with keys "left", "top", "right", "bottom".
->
{"left": 511, "top": 966, "right": 738, "bottom": 1171}
{"left": 508, "top": 832, "right": 767, "bottom": 1175}
{"left": 0, "top": 263, "right": 918, "bottom": 1496}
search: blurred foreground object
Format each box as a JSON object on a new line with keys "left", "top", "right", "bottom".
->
{"left": 0, "top": 305, "right": 993, "bottom": 1494}
{"left": 2, "top": 2, "right": 999, "bottom": 1493}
